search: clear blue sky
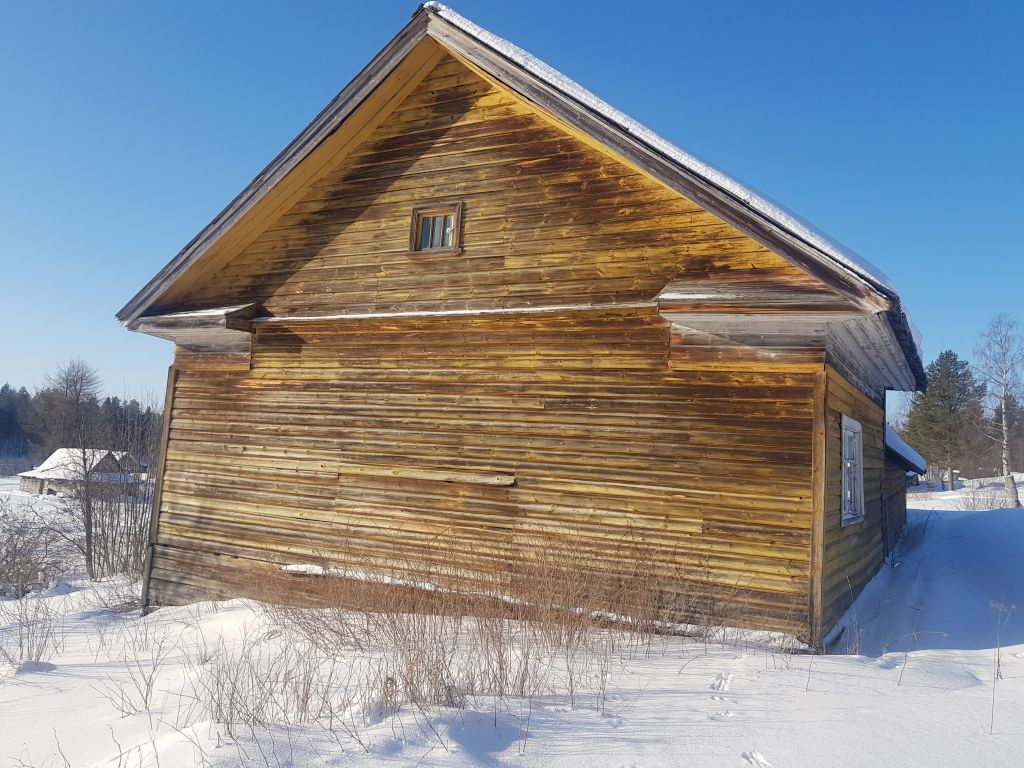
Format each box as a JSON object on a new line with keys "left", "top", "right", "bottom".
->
{"left": 1, "top": 1, "right": 1021, "bottom": 398}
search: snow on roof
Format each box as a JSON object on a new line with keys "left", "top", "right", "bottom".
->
{"left": 885, "top": 426, "right": 927, "bottom": 475}
{"left": 17, "top": 449, "right": 128, "bottom": 481}
{"left": 423, "top": 2, "right": 898, "bottom": 297}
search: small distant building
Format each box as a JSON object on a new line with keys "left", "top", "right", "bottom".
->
{"left": 17, "top": 449, "right": 142, "bottom": 496}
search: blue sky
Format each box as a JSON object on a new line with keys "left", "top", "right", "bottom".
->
{"left": 1, "top": 1, "right": 1021, "bottom": 397}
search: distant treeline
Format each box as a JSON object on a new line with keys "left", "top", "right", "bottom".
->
{"left": 903, "top": 351, "right": 1023, "bottom": 480}
{"left": 0, "top": 361, "right": 163, "bottom": 471}
{"left": 900, "top": 314, "right": 1024, "bottom": 493}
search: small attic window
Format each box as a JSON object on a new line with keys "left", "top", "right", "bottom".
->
{"left": 410, "top": 202, "right": 462, "bottom": 254}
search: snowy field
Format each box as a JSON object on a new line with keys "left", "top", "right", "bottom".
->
{"left": 1, "top": 477, "right": 1022, "bottom": 767}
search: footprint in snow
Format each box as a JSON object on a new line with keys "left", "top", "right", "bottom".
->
{"left": 708, "top": 710, "right": 736, "bottom": 721}
{"left": 742, "top": 750, "right": 773, "bottom": 768}
{"left": 710, "top": 672, "right": 733, "bottom": 700}
{"left": 710, "top": 672, "right": 732, "bottom": 691}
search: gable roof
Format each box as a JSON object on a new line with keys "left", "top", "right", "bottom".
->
{"left": 17, "top": 449, "right": 131, "bottom": 481}
{"left": 116, "top": 2, "right": 925, "bottom": 390}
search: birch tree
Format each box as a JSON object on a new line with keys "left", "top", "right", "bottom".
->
{"left": 974, "top": 315, "right": 1024, "bottom": 508}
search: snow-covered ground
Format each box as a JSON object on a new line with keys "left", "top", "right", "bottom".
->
{"left": 1, "top": 478, "right": 1022, "bottom": 767}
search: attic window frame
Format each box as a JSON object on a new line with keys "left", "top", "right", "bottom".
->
{"left": 409, "top": 202, "right": 463, "bottom": 255}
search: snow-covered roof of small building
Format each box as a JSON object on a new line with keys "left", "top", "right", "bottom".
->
{"left": 884, "top": 426, "right": 927, "bottom": 475}
{"left": 17, "top": 449, "right": 130, "bottom": 481}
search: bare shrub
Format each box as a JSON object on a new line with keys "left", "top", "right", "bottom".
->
{"left": 899, "top": 511, "right": 937, "bottom": 554}
{"left": 0, "top": 594, "right": 65, "bottom": 666}
{"left": 85, "top": 576, "right": 144, "bottom": 614}
{"left": 258, "top": 527, "right": 759, "bottom": 719}
{"left": 0, "top": 497, "right": 75, "bottom": 598}
{"left": 186, "top": 627, "right": 367, "bottom": 744}
{"left": 94, "top": 629, "right": 177, "bottom": 715}
{"left": 954, "top": 484, "right": 1007, "bottom": 511}
{"left": 124, "top": 526, "right": 803, "bottom": 760}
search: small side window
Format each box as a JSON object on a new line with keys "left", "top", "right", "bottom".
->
{"left": 841, "top": 415, "right": 865, "bottom": 526}
{"left": 410, "top": 202, "right": 462, "bottom": 254}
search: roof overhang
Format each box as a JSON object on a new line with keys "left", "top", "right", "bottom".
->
{"left": 885, "top": 426, "right": 928, "bottom": 475}
{"left": 126, "top": 304, "right": 259, "bottom": 353}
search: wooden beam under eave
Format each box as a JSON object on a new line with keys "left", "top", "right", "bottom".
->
{"left": 140, "top": 38, "right": 447, "bottom": 317}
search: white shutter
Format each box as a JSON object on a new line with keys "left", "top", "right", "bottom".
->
{"left": 841, "top": 415, "right": 865, "bottom": 526}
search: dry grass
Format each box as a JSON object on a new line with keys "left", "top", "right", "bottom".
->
{"left": 227, "top": 529, "right": 785, "bottom": 728}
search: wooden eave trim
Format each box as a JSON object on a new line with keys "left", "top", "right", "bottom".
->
{"left": 127, "top": 304, "right": 260, "bottom": 346}
{"left": 250, "top": 301, "right": 659, "bottom": 325}
{"left": 660, "top": 310, "right": 865, "bottom": 324}
{"left": 127, "top": 303, "right": 259, "bottom": 331}
{"left": 115, "top": 10, "right": 435, "bottom": 326}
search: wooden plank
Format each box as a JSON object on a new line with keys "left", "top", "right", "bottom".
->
{"left": 808, "top": 367, "right": 827, "bottom": 645}
{"left": 141, "top": 365, "right": 179, "bottom": 613}
{"left": 336, "top": 462, "right": 515, "bottom": 486}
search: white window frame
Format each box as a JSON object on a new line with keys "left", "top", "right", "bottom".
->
{"left": 841, "top": 415, "right": 865, "bottom": 526}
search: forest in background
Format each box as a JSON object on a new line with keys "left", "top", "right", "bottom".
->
{"left": 900, "top": 314, "right": 1024, "bottom": 503}
{"left": 0, "top": 360, "right": 162, "bottom": 475}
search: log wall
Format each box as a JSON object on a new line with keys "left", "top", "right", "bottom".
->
{"left": 148, "top": 306, "right": 817, "bottom": 636}
{"left": 817, "top": 367, "right": 902, "bottom": 634}
{"left": 882, "top": 463, "right": 908, "bottom": 557}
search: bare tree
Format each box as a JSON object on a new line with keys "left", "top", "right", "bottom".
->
{"left": 92, "top": 390, "right": 163, "bottom": 579}
{"left": 974, "top": 315, "right": 1024, "bottom": 508}
{"left": 25, "top": 361, "right": 161, "bottom": 581}
{"left": 41, "top": 360, "right": 105, "bottom": 577}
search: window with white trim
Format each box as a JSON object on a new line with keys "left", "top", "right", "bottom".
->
{"left": 841, "top": 415, "right": 865, "bottom": 526}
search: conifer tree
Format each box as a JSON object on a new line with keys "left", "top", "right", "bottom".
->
{"left": 904, "top": 350, "right": 985, "bottom": 490}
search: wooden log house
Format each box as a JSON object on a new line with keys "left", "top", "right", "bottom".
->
{"left": 118, "top": 3, "right": 927, "bottom": 644}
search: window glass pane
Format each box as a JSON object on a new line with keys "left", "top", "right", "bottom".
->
{"left": 442, "top": 215, "right": 454, "bottom": 247}
{"left": 431, "top": 215, "right": 443, "bottom": 248}
{"left": 419, "top": 216, "right": 432, "bottom": 250}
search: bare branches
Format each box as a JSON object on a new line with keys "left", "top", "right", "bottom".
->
{"left": 974, "top": 314, "right": 1024, "bottom": 397}
{"left": 974, "top": 315, "right": 1024, "bottom": 507}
